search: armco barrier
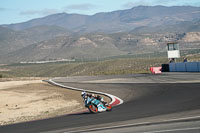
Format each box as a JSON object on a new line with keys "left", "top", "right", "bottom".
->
{"left": 169, "top": 62, "right": 200, "bottom": 72}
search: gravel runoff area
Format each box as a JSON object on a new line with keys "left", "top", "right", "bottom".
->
{"left": 0, "top": 80, "right": 87, "bottom": 126}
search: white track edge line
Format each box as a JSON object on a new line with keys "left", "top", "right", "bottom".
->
{"left": 66, "top": 115, "right": 200, "bottom": 133}
{"left": 48, "top": 79, "right": 123, "bottom": 106}
{"left": 143, "top": 127, "right": 200, "bottom": 133}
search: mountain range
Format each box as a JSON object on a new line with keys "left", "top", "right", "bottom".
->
{"left": 0, "top": 6, "right": 200, "bottom": 63}
{"left": 3, "top": 6, "right": 200, "bottom": 33}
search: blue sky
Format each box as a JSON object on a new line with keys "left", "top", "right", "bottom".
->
{"left": 0, "top": 0, "right": 200, "bottom": 24}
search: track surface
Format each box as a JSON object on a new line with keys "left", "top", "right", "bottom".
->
{"left": 0, "top": 73, "right": 200, "bottom": 133}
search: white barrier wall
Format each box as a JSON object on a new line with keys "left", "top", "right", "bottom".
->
{"left": 169, "top": 62, "right": 200, "bottom": 72}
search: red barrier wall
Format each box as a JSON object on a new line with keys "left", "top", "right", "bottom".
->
{"left": 150, "top": 67, "right": 162, "bottom": 74}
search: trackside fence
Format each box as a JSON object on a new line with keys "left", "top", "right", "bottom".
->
{"left": 169, "top": 62, "right": 200, "bottom": 72}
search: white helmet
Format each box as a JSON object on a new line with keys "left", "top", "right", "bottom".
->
{"left": 81, "top": 91, "right": 86, "bottom": 97}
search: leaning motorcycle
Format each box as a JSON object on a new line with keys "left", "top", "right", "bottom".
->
{"left": 81, "top": 92, "right": 112, "bottom": 113}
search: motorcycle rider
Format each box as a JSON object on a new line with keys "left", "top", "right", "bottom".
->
{"left": 81, "top": 91, "right": 107, "bottom": 104}
{"left": 81, "top": 91, "right": 107, "bottom": 112}
{"left": 96, "top": 95, "right": 107, "bottom": 105}
{"left": 81, "top": 91, "right": 93, "bottom": 106}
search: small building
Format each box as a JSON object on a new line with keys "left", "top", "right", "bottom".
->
{"left": 167, "top": 42, "right": 180, "bottom": 59}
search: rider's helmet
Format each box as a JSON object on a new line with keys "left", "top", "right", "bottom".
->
{"left": 96, "top": 95, "right": 101, "bottom": 100}
{"left": 97, "top": 95, "right": 104, "bottom": 101}
{"left": 81, "top": 91, "right": 86, "bottom": 98}
{"left": 88, "top": 94, "right": 92, "bottom": 97}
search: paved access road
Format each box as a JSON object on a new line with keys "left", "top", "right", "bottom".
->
{"left": 0, "top": 73, "right": 200, "bottom": 133}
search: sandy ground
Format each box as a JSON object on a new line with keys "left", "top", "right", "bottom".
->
{"left": 0, "top": 80, "right": 43, "bottom": 90}
{"left": 0, "top": 80, "right": 86, "bottom": 126}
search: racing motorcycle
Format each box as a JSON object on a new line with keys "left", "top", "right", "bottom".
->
{"left": 81, "top": 91, "right": 112, "bottom": 113}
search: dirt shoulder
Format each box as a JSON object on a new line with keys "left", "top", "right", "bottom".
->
{"left": 0, "top": 80, "right": 86, "bottom": 126}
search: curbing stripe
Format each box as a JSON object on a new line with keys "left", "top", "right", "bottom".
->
{"left": 48, "top": 79, "right": 123, "bottom": 106}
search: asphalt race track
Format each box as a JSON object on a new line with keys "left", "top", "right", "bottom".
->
{"left": 0, "top": 73, "right": 200, "bottom": 133}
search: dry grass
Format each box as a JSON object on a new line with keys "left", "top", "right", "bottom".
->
{"left": 0, "top": 57, "right": 168, "bottom": 77}
{"left": 0, "top": 55, "right": 199, "bottom": 78}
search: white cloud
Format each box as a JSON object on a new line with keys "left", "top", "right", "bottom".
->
{"left": 19, "top": 3, "right": 96, "bottom": 17}
{"left": 20, "top": 9, "right": 60, "bottom": 16}
{"left": 0, "top": 7, "right": 8, "bottom": 11}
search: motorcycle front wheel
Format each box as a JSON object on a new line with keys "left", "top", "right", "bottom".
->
{"left": 88, "top": 104, "right": 98, "bottom": 113}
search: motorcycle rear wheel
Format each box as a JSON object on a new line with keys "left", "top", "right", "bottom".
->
{"left": 106, "top": 105, "right": 112, "bottom": 111}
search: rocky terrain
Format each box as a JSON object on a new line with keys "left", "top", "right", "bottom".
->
{"left": 0, "top": 6, "right": 200, "bottom": 63}
{"left": 0, "top": 32, "right": 199, "bottom": 63}
{"left": 0, "top": 26, "right": 71, "bottom": 56}
{"left": 182, "top": 32, "right": 200, "bottom": 42}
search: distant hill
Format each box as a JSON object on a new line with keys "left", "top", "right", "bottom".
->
{"left": 0, "top": 25, "right": 71, "bottom": 56}
{"left": 131, "top": 20, "right": 200, "bottom": 33}
{"left": 1, "top": 35, "right": 126, "bottom": 63}
{"left": 1, "top": 32, "right": 200, "bottom": 63}
{"left": 0, "top": 6, "right": 200, "bottom": 63}
{"left": 2, "top": 6, "right": 200, "bottom": 33}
